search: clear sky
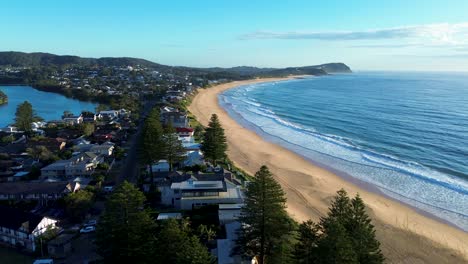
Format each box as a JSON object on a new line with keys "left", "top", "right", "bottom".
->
{"left": 2, "top": 0, "right": 468, "bottom": 71}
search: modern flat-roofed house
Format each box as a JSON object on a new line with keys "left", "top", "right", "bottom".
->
{"left": 0, "top": 182, "right": 78, "bottom": 205}
{"left": 169, "top": 175, "right": 244, "bottom": 210}
{"left": 0, "top": 206, "right": 57, "bottom": 252}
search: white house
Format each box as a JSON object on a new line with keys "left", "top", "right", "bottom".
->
{"left": 0, "top": 206, "right": 58, "bottom": 252}
{"left": 62, "top": 115, "right": 83, "bottom": 125}
{"left": 99, "top": 110, "right": 119, "bottom": 119}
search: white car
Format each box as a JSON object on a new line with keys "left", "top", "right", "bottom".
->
{"left": 85, "top": 219, "right": 97, "bottom": 226}
{"left": 80, "top": 226, "right": 96, "bottom": 233}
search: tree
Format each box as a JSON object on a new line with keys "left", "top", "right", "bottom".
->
{"left": 1, "top": 134, "right": 14, "bottom": 144}
{"left": 294, "top": 189, "right": 384, "bottom": 264}
{"left": 154, "top": 219, "right": 214, "bottom": 264}
{"left": 79, "top": 123, "right": 95, "bottom": 137}
{"left": 26, "top": 146, "right": 57, "bottom": 163}
{"left": 235, "top": 165, "right": 293, "bottom": 264}
{"left": 64, "top": 189, "right": 94, "bottom": 221}
{"left": 201, "top": 114, "right": 227, "bottom": 166}
{"left": 294, "top": 220, "right": 321, "bottom": 264}
{"left": 347, "top": 195, "right": 384, "bottom": 264}
{"left": 162, "top": 123, "right": 186, "bottom": 170}
{"left": 96, "top": 181, "right": 157, "bottom": 263}
{"left": 63, "top": 110, "right": 73, "bottom": 117}
{"left": 0, "top": 90, "right": 7, "bottom": 105}
{"left": 141, "top": 108, "right": 166, "bottom": 183}
{"left": 316, "top": 220, "right": 358, "bottom": 264}
{"left": 15, "top": 101, "right": 34, "bottom": 132}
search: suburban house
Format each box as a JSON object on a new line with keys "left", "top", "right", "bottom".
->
{"left": 81, "top": 112, "right": 100, "bottom": 123}
{"left": 148, "top": 160, "right": 170, "bottom": 173}
{"left": 166, "top": 172, "right": 244, "bottom": 210}
{"left": 74, "top": 141, "right": 115, "bottom": 156}
{"left": 0, "top": 182, "right": 78, "bottom": 205}
{"left": 40, "top": 152, "right": 103, "bottom": 179}
{"left": 62, "top": 114, "right": 83, "bottom": 125}
{"left": 0, "top": 206, "right": 58, "bottom": 252}
{"left": 99, "top": 110, "right": 119, "bottom": 120}
{"left": 160, "top": 107, "right": 189, "bottom": 128}
{"left": 176, "top": 127, "right": 194, "bottom": 137}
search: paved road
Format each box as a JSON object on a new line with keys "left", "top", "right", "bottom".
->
{"left": 117, "top": 99, "right": 155, "bottom": 184}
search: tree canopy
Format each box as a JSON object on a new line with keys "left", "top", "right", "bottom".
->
{"left": 96, "top": 181, "right": 157, "bottom": 263}
{"left": 294, "top": 189, "right": 384, "bottom": 264}
{"left": 235, "top": 165, "right": 294, "bottom": 264}
{"left": 96, "top": 181, "right": 213, "bottom": 264}
{"left": 15, "top": 101, "right": 35, "bottom": 132}
{"left": 141, "top": 108, "right": 166, "bottom": 181}
{"left": 154, "top": 219, "right": 214, "bottom": 264}
{"left": 162, "top": 123, "right": 186, "bottom": 170}
{"left": 0, "top": 90, "right": 7, "bottom": 104}
{"left": 201, "top": 114, "right": 227, "bottom": 166}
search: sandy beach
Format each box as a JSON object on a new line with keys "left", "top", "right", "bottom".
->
{"left": 188, "top": 77, "right": 468, "bottom": 263}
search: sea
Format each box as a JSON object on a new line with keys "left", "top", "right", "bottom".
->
{"left": 0, "top": 86, "right": 97, "bottom": 127}
{"left": 219, "top": 71, "right": 468, "bottom": 231}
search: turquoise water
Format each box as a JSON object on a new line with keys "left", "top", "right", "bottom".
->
{"left": 0, "top": 86, "right": 97, "bottom": 127}
{"left": 220, "top": 72, "right": 468, "bottom": 231}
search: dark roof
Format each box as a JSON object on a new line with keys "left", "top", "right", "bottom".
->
{"left": 176, "top": 127, "right": 194, "bottom": 133}
{"left": 0, "top": 206, "right": 45, "bottom": 233}
{"left": 0, "top": 182, "right": 71, "bottom": 195}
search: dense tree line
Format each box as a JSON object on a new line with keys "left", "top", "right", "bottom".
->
{"left": 236, "top": 166, "right": 384, "bottom": 264}
{"left": 141, "top": 108, "right": 186, "bottom": 176}
{"left": 96, "top": 181, "right": 213, "bottom": 264}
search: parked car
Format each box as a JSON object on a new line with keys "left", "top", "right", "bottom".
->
{"left": 33, "top": 259, "right": 54, "bottom": 264}
{"left": 85, "top": 219, "right": 97, "bottom": 226}
{"left": 103, "top": 186, "right": 114, "bottom": 193}
{"left": 80, "top": 226, "right": 96, "bottom": 233}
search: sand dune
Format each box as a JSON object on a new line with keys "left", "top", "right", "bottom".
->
{"left": 188, "top": 77, "right": 468, "bottom": 263}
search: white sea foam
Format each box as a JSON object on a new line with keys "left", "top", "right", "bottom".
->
{"left": 220, "top": 86, "right": 468, "bottom": 231}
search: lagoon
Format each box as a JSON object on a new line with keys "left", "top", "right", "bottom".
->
{"left": 0, "top": 86, "right": 97, "bottom": 127}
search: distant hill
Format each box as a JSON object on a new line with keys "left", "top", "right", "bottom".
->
{"left": 0, "top": 51, "right": 351, "bottom": 76}
{"left": 0, "top": 51, "right": 163, "bottom": 68}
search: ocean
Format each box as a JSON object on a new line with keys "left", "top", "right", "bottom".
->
{"left": 219, "top": 71, "right": 468, "bottom": 231}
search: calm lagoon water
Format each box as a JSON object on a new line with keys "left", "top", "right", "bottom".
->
{"left": 220, "top": 71, "right": 468, "bottom": 231}
{"left": 0, "top": 86, "right": 97, "bottom": 127}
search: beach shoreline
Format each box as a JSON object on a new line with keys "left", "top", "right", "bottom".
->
{"left": 188, "top": 76, "right": 468, "bottom": 263}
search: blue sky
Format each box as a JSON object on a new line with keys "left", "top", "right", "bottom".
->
{"left": 2, "top": 0, "right": 468, "bottom": 71}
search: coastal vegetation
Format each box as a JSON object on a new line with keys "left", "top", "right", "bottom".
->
{"left": 235, "top": 165, "right": 296, "bottom": 264}
{"left": 14, "top": 101, "right": 42, "bottom": 132}
{"left": 96, "top": 181, "right": 213, "bottom": 264}
{"left": 0, "top": 90, "right": 7, "bottom": 105}
{"left": 141, "top": 108, "right": 186, "bottom": 172}
{"left": 294, "top": 189, "right": 384, "bottom": 264}
{"left": 201, "top": 114, "right": 228, "bottom": 166}
{"left": 235, "top": 166, "right": 384, "bottom": 264}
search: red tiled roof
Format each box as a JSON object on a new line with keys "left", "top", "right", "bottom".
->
{"left": 176, "top": 127, "right": 194, "bottom": 132}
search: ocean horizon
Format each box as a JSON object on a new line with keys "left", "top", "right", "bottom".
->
{"left": 219, "top": 71, "right": 468, "bottom": 231}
